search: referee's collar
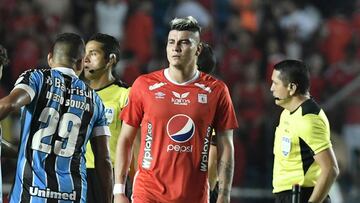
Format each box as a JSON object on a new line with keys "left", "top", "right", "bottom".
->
{"left": 52, "top": 67, "right": 78, "bottom": 78}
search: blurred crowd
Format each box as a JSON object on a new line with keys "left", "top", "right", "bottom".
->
{"left": 1, "top": 0, "right": 360, "bottom": 202}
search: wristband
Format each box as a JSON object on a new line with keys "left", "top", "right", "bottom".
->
{"left": 113, "top": 183, "right": 126, "bottom": 195}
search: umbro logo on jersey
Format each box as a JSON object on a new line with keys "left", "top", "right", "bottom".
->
{"left": 155, "top": 92, "right": 165, "bottom": 99}
{"left": 171, "top": 91, "right": 190, "bottom": 105}
{"left": 194, "top": 83, "right": 212, "bottom": 93}
{"left": 149, "top": 82, "right": 166, "bottom": 90}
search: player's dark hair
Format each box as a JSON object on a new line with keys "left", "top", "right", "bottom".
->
{"left": 53, "top": 33, "right": 85, "bottom": 65}
{"left": 169, "top": 16, "right": 201, "bottom": 33}
{"left": 274, "top": 59, "right": 310, "bottom": 95}
{"left": 89, "top": 33, "right": 121, "bottom": 64}
{"left": 0, "top": 44, "right": 9, "bottom": 66}
{"left": 197, "top": 43, "right": 216, "bottom": 74}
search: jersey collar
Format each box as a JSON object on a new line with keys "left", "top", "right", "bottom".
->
{"left": 52, "top": 67, "right": 78, "bottom": 78}
{"left": 164, "top": 68, "right": 200, "bottom": 85}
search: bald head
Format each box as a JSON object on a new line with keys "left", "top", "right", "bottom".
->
{"left": 50, "top": 33, "right": 85, "bottom": 69}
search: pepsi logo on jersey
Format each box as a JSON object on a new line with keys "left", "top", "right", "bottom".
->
{"left": 166, "top": 114, "right": 194, "bottom": 153}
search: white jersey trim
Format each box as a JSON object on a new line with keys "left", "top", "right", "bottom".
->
{"left": 164, "top": 68, "right": 200, "bottom": 85}
{"left": 53, "top": 67, "right": 78, "bottom": 78}
{"left": 13, "top": 84, "right": 36, "bottom": 102}
{"left": 93, "top": 126, "right": 111, "bottom": 137}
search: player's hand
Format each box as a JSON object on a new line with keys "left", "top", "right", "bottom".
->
{"left": 114, "top": 194, "right": 130, "bottom": 203}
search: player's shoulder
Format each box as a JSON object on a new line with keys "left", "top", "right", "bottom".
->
{"left": 21, "top": 68, "right": 47, "bottom": 76}
{"left": 113, "top": 80, "right": 130, "bottom": 89}
{"left": 133, "top": 69, "right": 164, "bottom": 86}
{"left": 197, "top": 72, "right": 229, "bottom": 91}
{"left": 300, "top": 98, "right": 321, "bottom": 116}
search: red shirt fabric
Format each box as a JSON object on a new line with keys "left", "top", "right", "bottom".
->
{"left": 120, "top": 69, "right": 238, "bottom": 203}
{"left": 124, "top": 11, "right": 153, "bottom": 65}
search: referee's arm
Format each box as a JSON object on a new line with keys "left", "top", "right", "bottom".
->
{"left": 216, "top": 129, "right": 234, "bottom": 203}
{"left": 309, "top": 147, "right": 339, "bottom": 202}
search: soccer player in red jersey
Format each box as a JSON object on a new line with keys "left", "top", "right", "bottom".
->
{"left": 114, "top": 16, "right": 238, "bottom": 203}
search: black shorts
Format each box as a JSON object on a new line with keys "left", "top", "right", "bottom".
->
{"left": 274, "top": 187, "right": 331, "bottom": 203}
{"left": 86, "top": 168, "right": 133, "bottom": 203}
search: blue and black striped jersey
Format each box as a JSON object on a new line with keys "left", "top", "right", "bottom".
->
{"left": 9, "top": 67, "right": 110, "bottom": 203}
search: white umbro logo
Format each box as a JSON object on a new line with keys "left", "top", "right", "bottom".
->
{"left": 155, "top": 92, "right": 165, "bottom": 99}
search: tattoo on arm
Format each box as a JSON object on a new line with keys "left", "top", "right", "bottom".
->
{"left": 218, "top": 159, "right": 234, "bottom": 196}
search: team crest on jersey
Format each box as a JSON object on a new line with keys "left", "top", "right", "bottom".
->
{"left": 198, "top": 94, "right": 207, "bottom": 104}
{"left": 171, "top": 91, "right": 190, "bottom": 105}
{"left": 167, "top": 114, "right": 195, "bottom": 143}
{"left": 281, "top": 136, "right": 291, "bottom": 156}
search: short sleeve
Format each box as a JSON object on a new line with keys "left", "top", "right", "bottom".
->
{"left": 93, "top": 92, "right": 111, "bottom": 137}
{"left": 213, "top": 82, "right": 238, "bottom": 131}
{"left": 12, "top": 69, "right": 41, "bottom": 102}
{"left": 302, "top": 114, "right": 331, "bottom": 154}
{"left": 119, "top": 77, "right": 144, "bottom": 127}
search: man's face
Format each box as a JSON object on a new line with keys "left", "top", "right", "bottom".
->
{"left": 83, "top": 40, "right": 108, "bottom": 80}
{"left": 270, "top": 69, "right": 290, "bottom": 106}
{"left": 166, "top": 30, "right": 200, "bottom": 69}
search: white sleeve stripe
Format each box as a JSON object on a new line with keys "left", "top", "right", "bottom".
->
{"left": 93, "top": 126, "right": 111, "bottom": 137}
{"left": 13, "top": 84, "right": 35, "bottom": 102}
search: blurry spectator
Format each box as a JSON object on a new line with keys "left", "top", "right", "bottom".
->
{"left": 219, "top": 29, "right": 261, "bottom": 88}
{"left": 34, "top": 0, "right": 70, "bottom": 20}
{"left": 325, "top": 42, "right": 360, "bottom": 93}
{"left": 319, "top": 13, "right": 352, "bottom": 64}
{"left": 231, "top": 0, "right": 261, "bottom": 33}
{"left": 117, "top": 51, "right": 142, "bottom": 85}
{"left": 232, "top": 61, "right": 270, "bottom": 186}
{"left": 8, "top": 1, "right": 42, "bottom": 35}
{"left": 95, "top": 0, "right": 128, "bottom": 41}
{"left": 10, "top": 34, "right": 41, "bottom": 83}
{"left": 278, "top": 1, "right": 322, "bottom": 41}
{"left": 265, "top": 37, "right": 285, "bottom": 84}
{"left": 172, "top": 0, "right": 212, "bottom": 28}
{"left": 123, "top": 1, "right": 154, "bottom": 66}
{"left": 306, "top": 52, "right": 327, "bottom": 102}
{"left": 168, "top": 0, "right": 213, "bottom": 42}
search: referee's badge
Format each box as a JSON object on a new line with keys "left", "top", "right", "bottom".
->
{"left": 281, "top": 136, "right": 291, "bottom": 157}
{"left": 105, "top": 107, "right": 114, "bottom": 124}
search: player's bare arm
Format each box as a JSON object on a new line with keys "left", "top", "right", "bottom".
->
{"left": 216, "top": 129, "right": 234, "bottom": 203}
{"left": 114, "top": 122, "right": 138, "bottom": 203}
{"left": 92, "top": 135, "right": 113, "bottom": 203}
{"left": 0, "top": 88, "right": 31, "bottom": 120}
{"left": 308, "top": 147, "right": 339, "bottom": 202}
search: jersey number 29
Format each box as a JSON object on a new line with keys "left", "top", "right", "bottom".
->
{"left": 31, "top": 107, "right": 81, "bottom": 157}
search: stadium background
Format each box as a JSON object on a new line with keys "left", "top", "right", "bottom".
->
{"left": 0, "top": 0, "right": 359, "bottom": 202}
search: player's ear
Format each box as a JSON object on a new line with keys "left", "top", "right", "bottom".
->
{"left": 47, "top": 52, "right": 53, "bottom": 67}
{"left": 288, "top": 83, "right": 297, "bottom": 95}
{"left": 107, "top": 53, "right": 117, "bottom": 68}
{"left": 195, "top": 42, "right": 203, "bottom": 56}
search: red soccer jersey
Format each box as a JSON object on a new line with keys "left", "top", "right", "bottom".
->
{"left": 120, "top": 68, "right": 238, "bottom": 203}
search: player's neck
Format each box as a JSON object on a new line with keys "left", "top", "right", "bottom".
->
{"left": 168, "top": 65, "right": 198, "bottom": 84}
{"left": 89, "top": 71, "right": 115, "bottom": 90}
{"left": 284, "top": 94, "right": 310, "bottom": 112}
